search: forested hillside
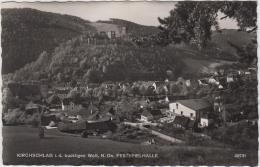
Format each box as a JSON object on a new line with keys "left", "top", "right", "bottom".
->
{"left": 2, "top": 8, "right": 256, "bottom": 81}
{"left": 12, "top": 37, "right": 185, "bottom": 83}
{"left": 1, "top": 8, "right": 96, "bottom": 74}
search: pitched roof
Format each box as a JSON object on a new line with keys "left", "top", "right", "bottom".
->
{"left": 154, "top": 81, "right": 165, "bottom": 87}
{"left": 47, "top": 94, "right": 60, "bottom": 104}
{"left": 90, "top": 22, "right": 120, "bottom": 32}
{"left": 62, "top": 97, "right": 85, "bottom": 105}
{"left": 150, "top": 109, "right": 162, "bottom": 116}
{"left": 25, "top": 101, "right": 39, "bottom": 110}
{"left": 176, "top": 99, "right": 211, "bottom": 111}
{"left": 65, "top": 105, "right": 99, "bottom": 120}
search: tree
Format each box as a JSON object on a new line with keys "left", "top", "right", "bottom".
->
{"left": 158, "top": 1, "right": 257, "bottom": 49}
{"left": 219, "top": 2, "right": 257, "bottom": 31}
{"left": 70, "top": 79, "right": 77, "bottom": 88}
{"left": 238, "top": 42, "right": 257, "bottom": 66}
{"left": 115, "top": 99, "right": 138, "bottom": 121}
{"left": 139, "top": 85, "right": 147, "bottom": 96}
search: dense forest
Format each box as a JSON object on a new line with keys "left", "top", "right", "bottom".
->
{"left": 1, "top": 8, "right": 96, "bottom": 74}
{"left": 11, "top": 37, "right": 185, "bottom": 83}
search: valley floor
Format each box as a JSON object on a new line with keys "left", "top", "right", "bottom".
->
{"left": 3, "top": 126, "right": 258, "bottom": 166}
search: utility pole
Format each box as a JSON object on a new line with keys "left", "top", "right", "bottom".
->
{"left": 38, "top": 106, "right": 44, "bottom": 139}
{"left": 38, "top": 98, "right": 47, "bottom": 139}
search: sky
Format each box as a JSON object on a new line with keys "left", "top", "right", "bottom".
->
{"left": 1, "top": 1, "right": 238, "bottom": 29}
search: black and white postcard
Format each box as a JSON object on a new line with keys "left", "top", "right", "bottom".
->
{"left": 1, "top": 1, "right": 258, "bottom": 166}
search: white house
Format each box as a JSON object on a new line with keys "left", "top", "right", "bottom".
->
{"left": 169, "top": 99, "right": 212, "bottom": 121}
{"left": 200, "top": 114, "right": 214, "bottom": 127}
{"left": 226, "top": 75, "right": 234, "bottom": 83}
{"left": 62, "top": 98, "right": 83, "bottom": 112}
{"left": 208, "top": 77, "right": 219, "bottom": 85}
{"left": 185, "top": 80, "right": 191, "bottom": 87}
{"left": 90, "top": 22, "right": 126, "bottom": 39}
{"left": 198, "top": 79, "right": 208, "bottom": 86}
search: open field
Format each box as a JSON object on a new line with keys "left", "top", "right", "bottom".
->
{"left": 183, "top": 57, "right": 235, "bottom": 74}
{"left": 3, "top": 126, "right": 258, "bottom": 165}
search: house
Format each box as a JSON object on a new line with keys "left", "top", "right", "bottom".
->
{"left": 47, "top": 94, "right": 61, "bottom": 105}
{"left": 140, "top": 109, "right": 163, "bottom": 122}
{"left": 226, "top": 75, "right": 234, "bottom": 83}
{"left": 169, "top": 99, "right": 212, "bottom": 121}
{"left": 185, "top": 80, "right": 191, "bottom": 87}
{"left": 141, "top": 110, "right": 153, "bottom": 122}
{"left": 103, "top": 105, "right": 115, "bottom": 115}
{"left": 63, "top": 101, "right": 100, "bottom": 121}
{"left": 208, "top": 76, "right": 219, "bottom": 85}
{"left": 55, "top": 89, "right": 70, "bottom": 99}
{"left": 218, "top": 69, "right": 225, "bottom": 76}
{"left": 189, "top": 79, "right": 199, "bottom": 90}
{"left": 86, "top": 83, "right": 100, "bottom": 90}
{"left": 198, "top": 79, "right": 208, "bottom": 86}
{"left": 152, "top": 81, "right": 166, "bottom": 91}
{"left": 218, "top": 84, "right": 224, "bottom": 89}
{"left": 25, "top": 101, "right": 40, "bottom": 114}
{"left": 61, "top": 98, "right": 83, "bottom": 112}
{"left": 90, "top": 22, "right": 126, "bottom": 39}
{"left": 176, "top": 77, "right": 186, "bottom": 87}
{"left": 49, "top": 105, "right": 62, "bottom": 112}
{"left": 165, "top": 96, "right": 169, "bottom": 103}
{"left": 200, "top": 113, "right": 214, "bottom": 128}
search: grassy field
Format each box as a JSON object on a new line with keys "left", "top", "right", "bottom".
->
{"left": 2, "top": 126, "right": 258, "bottom": 165}
{"left": 182, "top": 57, "right": 235, "bottom": 75}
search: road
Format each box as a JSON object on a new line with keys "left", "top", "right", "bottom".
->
{"left": 123, "top": 122, "right": 184, "bottom": 144}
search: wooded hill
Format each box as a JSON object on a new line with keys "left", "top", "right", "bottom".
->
{"left": 2, "top": 8, "right": 256, "bottom": 82}
{"left": 1, "top": 8, "right": 96, "bottom": 74}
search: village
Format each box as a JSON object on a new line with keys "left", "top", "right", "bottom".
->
{"left": 1, "top": 1, "right": 258, "bottom": 165}
{"left": 2, "top": 61, "right": 257, "bottom": 147}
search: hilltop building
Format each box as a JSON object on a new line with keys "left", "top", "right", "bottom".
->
{"left": 90, "top": 22, "right": 127, "bottom": 39}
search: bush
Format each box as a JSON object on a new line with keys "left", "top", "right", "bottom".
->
{"left": 3, "top": 108, "right": 24, "bottom": 125}
{"left": 24, "top": 113, "right": 40, "bottom": 127}
{"left": 3, "top": 108, "right": 41, "bottom": 127}
{"left": 209, "top": 124, "right": 258, "bottom": 150}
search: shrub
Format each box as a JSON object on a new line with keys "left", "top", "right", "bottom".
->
{"left": 3, "top": 108, "right": 24, "bottom": 125}
{"left": 24, "top": 113, "right": 40, "bottom": 127}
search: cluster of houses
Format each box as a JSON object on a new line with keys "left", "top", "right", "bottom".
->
{"left": 5, "top": 64, "right": 256, "bottom": 134}
{"left": 138, "top": 67, "right": 257, "bottom": 130}
{"left": 139, "top": 97, "right": 215, "bottom": 130}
